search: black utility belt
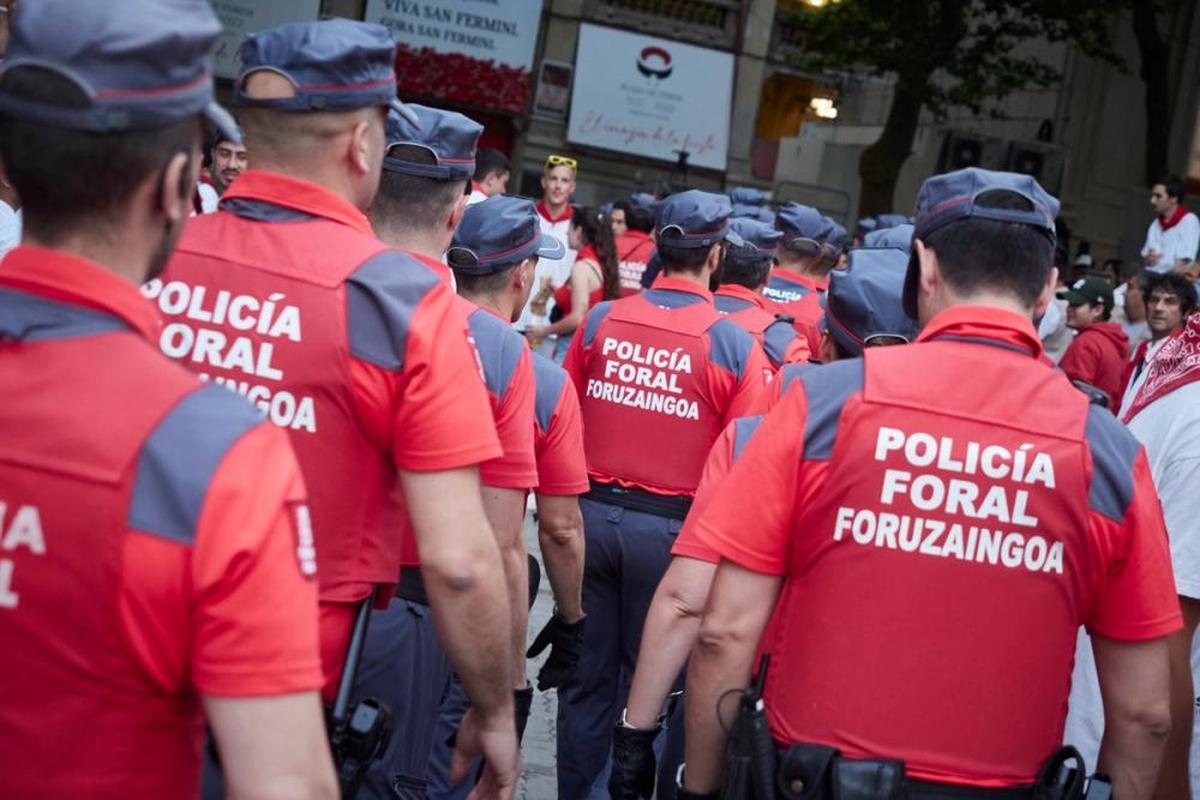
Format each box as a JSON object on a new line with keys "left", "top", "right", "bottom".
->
{"left": 585, "top": 479, "right": 693, "bottom": 521}
{"left": 772, "top": 743, "right": 1087, "bottom": 800}
{"left": 394, "top": 567, "right": 429, "bottom": 606}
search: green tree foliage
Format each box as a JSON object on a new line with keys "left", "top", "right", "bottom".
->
{"left": 781, "top": 0, "right": 1126, "bottom": 215}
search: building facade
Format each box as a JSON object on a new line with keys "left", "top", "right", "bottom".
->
{"left": 226, "top": 0, "right": 1200, "bottom": 265}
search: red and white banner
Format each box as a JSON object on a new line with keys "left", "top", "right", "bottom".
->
{"left": 364, "top": 0, "right": 544, "bottom": 114}
{"left": 567, "top": 23, "right": 734, "bottom": 171}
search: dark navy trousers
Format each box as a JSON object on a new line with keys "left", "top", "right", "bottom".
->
{"left": 352, "top": 597, "right": 453, "bottom": 800}
{"left": 556, "top": 497, "right": 683, "bottom": 799}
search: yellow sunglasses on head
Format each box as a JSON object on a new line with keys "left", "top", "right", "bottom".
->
{"left": 545, "top": 154, "right": 578, "bottom": 170}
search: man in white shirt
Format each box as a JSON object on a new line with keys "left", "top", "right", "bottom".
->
{"left": 468, "top": 147, "right": 510, "bottom": 206}
{"left": 1068, "top": 309, "right": 1200, "bottom": 797}
{"left": 517, "top": 154, "right": 577, "bottom": 361}
{"left": 1118, "top": 270, "right": 1194, "bottom": 417}
{"left": 1143, "top": 175, "right": 1200, "bottom": 274}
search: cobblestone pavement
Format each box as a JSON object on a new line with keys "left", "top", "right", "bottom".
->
{"left": 521, "top": 508, "right": 563, "bottom": 799}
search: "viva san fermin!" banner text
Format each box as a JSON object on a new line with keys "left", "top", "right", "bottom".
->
{"left": 567, "top": 23, "right": 734, "bottom": 171}
{"left": 364, "top": 0, "right": 544, "bottom": 114}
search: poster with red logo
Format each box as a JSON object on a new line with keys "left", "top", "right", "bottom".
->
{"left": 567, "top": 23, "right": 734, "bottom": 171}
{"left": 364, "top": 0, "right": 544, "bottom": 114}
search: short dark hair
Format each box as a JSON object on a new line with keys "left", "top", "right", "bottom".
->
{"left": 617, "top": 201, "right": 654, "bottom": 233}
{"left": 1156, "top": 175, "right": 1186, "bottom": 201}
{"left": 0, "top": 66, "right": 199, "bottom": 246}
{"left": 474, "top": 148, "right": 510, "bottom": 182}
{"left": 1143, "top": 270, "right": 1197, "bottom": 318}
{"left": 657, "top": 241, "right": 711, "bottom": 274}
{"left": 720, "top": 254, "right": 771, "bottom": 290}
{"left": 920, "top": 189, "right": 1055, "bottom": 309}
{"left": 454, "top": 263, "right": 518, "bottom": 296}
{"left": 373, "top": 144, "right": 466, "bottom": 231}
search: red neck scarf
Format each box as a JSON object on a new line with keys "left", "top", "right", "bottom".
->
{"left": 1160, "top": 204, "right": 1189, "bottom": 231}
{"left": 1124, "top": 315, "right": 1200, "bottom": 422}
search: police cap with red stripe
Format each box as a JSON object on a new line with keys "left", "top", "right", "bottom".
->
{"left": 656, "top": 190, "right": 743, "bottom": 249}
{"left": 383, "top": 104, "right": 483, "bottom": 182}
{"left": 727, "top": 218, "right": 782, "bottom": 264}
{"left": 904, "top": 167, "right": 1059, "bottom": 317}
{"left": 448, "top": 195, "right": 566, "bottom": 274}
{"left": 775, "top": 202, "right": 833, "bottom": 253}
{"left": 0, "top": 0, "right": 239, "bottom": 142}
{"left": 236, "top": 19, "right": 417, "bottom": 124}
{"left": 827, "top": 247, "right": 919, "bottom": 357}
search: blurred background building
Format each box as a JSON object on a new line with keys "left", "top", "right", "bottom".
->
{"left": 212, "top": 0, "right": 1200, "bottom": 265}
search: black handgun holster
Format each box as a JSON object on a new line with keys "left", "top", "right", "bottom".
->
{"left": 776, "top": 744, "right": 904, "bottom": 800}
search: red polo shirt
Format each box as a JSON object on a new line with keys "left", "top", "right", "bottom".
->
{"left": 0, "top": 247, "right": 321, "bottom": 798}
{"left": 696, "top": 305, "right": 1181, "bottom": 786}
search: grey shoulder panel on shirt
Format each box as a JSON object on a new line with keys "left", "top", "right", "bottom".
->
{"left": 1084, "top": 405, "right": 1140, "bottom": 523}
{"left": 128, "top": 384, "right": 265, "bottom": 545}
{"left": 221, "top": 197, "right": 319, "bottom": 223}
{"left": 581, "top": 300, "right": 615, "bottom": 348}
{"left": 800, "top": 358, "right": 864, "bottom": 461}
{"left": 0, "top": 288, "right": 130, "bottom": 341}
{"left": 731, "top": 415, "right": 765, "bottom": 461}
{"left": 707, "top": 317, "right": 757, "bottom": 379}
{"left": 468, "top": 308, "right": 527, "bottom": 398}
{"left": 762, "top": 318, "right": 799, "bottom": 367}
{"left": 532, "top": 351, "right": 568, "bottom": 433}
{"left": 346, "top": 250, "right": 440, "bottom": 372}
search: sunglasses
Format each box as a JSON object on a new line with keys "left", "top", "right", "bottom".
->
{"left": 546, "top": 154, "right": 578, "bottom": 170}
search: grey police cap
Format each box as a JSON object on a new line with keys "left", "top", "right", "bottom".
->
{"left": 236, "top": 19, "right": 417, "bottom": 124}
{"left": 827, "top": 247, "right": 919, "bottom": 357}
{"left": 0, "top": 0, "right": 238, "bottom": 142}
{"left": 448, "top": 195, "right": 566, "bottom": 274}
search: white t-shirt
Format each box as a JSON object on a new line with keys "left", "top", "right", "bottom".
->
{"left": 1066, "top": 380, "right": 1200, "bottom": 788}
{"left": 1142, "top": 211, "right": 1200, "bottom": 273}
{"left": 515, "top": 204, "right": 576, "bottom": 339}
{"left": 1116, "top": 336, "right": 1167, "bottom": 419}
{"left": 193, "top": 183, "right": 219, "bottom": 216}
{"left": 0, "top": 201, "right": 21, "bottom": 260}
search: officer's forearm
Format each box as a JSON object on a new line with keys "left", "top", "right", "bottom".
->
{"left": 683, "top": 562, "right": 780, "bottom": 793}
{"left": 1094, "top": 635, "right": 1172, "bottom": 800}
{"left": 482, "top": 485, "right": 531, "bottom": 689}
{"left": 401, "top": 468, "right": 514, "bottom": 721}
{"left": 535, "top": 492, "right": 584, "bottom": 622}
{"left": 682, "top": 613, "right": 759, "bottom": 793}
{"left": 626, "top": 557, "right": 717, "bottom": 728}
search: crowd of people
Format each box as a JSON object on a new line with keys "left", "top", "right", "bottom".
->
{"left": 1, "top": 3, "right": 1198, "bottom": 800}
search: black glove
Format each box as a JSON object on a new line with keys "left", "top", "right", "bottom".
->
{"left": 525, "top": 613, "right": 585, "bottom": 691}
{"left": 609, "top": 722, "right": 659, "bottom": 799}
{"left": 514, "top": 685, "right": 534, "bottom": 744}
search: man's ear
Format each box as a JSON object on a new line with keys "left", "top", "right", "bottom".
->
{"left": 819, "top": 330, "right": 838, "bottom": 364}
{"left": 705, "top": 242, "right": 721, "bottom": 271}
{"left": 914, "top": 239, "right": 940, "bottom": 300}
{"left": 448, "top": 192, "right": 469, "bottom": 234}
{"left": 348, "top": 119, "right": 372, "bottom": 176}
{"left": 158, "top": 150, "right": 195, "bottom": 225}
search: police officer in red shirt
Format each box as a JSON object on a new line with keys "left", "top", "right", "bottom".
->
{"left": 610, "top": 238, "right": 918, "bottom": 800}
{"left": 614, "top": 198, "right": 658, "bottom": 291}
{"left": 560, "top": 189, "right": 769, "bottom": 798}
{"left": 0, "top": 1, "right": 336, "bottom": 797}
{"left": 763, "top": 202, "right": 835, "bottom": 352}
{"left": 682, "top": 168, "right": 1180, "bottom": 799}
{"left": 715, "top": 217, "right": 811, "bottom": 370}
{"left": 352, "top": 105, "right": 527, "bottom": 798}
{"left": 149, "top": 19, "right": 519, "bottom": 797}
